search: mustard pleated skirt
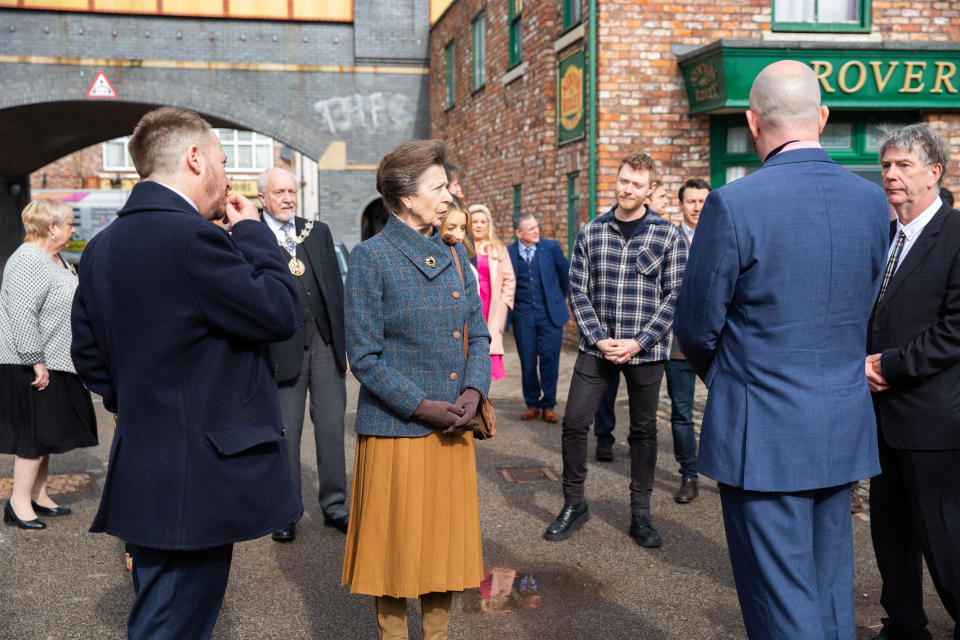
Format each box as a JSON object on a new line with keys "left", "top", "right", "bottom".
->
{"left": 341, "top": 430, "right": 484, "bottom": 599}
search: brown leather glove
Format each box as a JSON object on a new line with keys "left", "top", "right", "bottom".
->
{"left": 443, "top": 389, "right": 481, "bottom": 433}
{"left": 413, "top": 399, "right": 462, "bottom": 430}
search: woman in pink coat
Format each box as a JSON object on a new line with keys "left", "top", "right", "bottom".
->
{"left": 469, "top": 204, "right": 515, "bottom": 381}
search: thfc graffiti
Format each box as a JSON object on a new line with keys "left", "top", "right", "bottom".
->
{"left": 312, "top": 92, "right": 415, "bottom": 134}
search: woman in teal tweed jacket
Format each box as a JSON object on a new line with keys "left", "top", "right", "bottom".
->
{"left": 341, "top": 139, "right": 490, "bottom": 639}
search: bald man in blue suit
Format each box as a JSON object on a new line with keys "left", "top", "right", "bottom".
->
{"left": 675, "top": 61, "right": 889, "bottom": 639}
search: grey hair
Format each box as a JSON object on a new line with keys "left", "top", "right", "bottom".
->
{"left": 879, "top": 123, "right": 949, "bottom": 183}
{"left": 749, "top": 60, "right": 822, "bottom": 134}
{"left": 513, "top": 212, "right": 535, "bottom": 231}
{"left": 257, "top": 167, "right": 298, "bottom": 194}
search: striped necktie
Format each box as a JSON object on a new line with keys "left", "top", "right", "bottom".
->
{"left": 876, "top": 230, "right": 907, "bottom": 305}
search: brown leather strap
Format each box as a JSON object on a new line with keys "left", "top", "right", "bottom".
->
{"left": 448, "top": 245, "right": 469, "bottom": 359}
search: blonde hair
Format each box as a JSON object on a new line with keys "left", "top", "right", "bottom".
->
{"left": 468, "top": 204, "right": 507, "bottom": 262}
{"left": 440, "top": 198, "right": 475, "bottom": 258}
{"left": 22, "top": 198, "right": 73, "bottom": 242}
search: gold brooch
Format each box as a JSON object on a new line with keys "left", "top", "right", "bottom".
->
{"left": 425, "top": 256, "right": 436, "bottom": 268}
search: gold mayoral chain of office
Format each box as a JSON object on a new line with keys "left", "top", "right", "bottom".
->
{"left": 280, "top": 219, "right": 314, "bottom": 276}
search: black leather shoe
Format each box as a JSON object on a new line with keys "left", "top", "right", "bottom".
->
{"left": 629, "top": 514, "right": 662, "bottom": 548}
{"left": 3, "top": 501, "right": 46, "bottom": 530}
{"left": 32, "top": 501, "right": 72, "bottom": 516}
{"left": 543, "top": 502, "right": 590, "bottom": 541}
{"left": 323, "top": 514, "right": 349, "bottom": 534}
{"left": 596, "top": 440, "right": 613, "bottom": 462}
{"left": 271, "top": 523, "right": 296, "bottom": 542}
{"left": 870, "top": 625, "right": 933, "bottom": 640}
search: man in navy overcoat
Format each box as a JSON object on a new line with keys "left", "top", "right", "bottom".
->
{"left": 71, "top": 108, "right": 302, "bottom": 639}
{"left": 507, "top": 213, "right": 569, "bottom": 423}
{"left": 675, "top": 61, "right": 889, "bottom": 639}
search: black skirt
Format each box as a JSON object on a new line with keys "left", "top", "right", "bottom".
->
{"left": 0, "top": 364, "right": 98, "bottom": 458}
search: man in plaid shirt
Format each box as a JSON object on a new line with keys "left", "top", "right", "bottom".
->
{"left": 543, "top": 153, "right": 687, "bottom": 547}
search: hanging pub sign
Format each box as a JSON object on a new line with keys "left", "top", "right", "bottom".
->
{"left": 557, "top": 47, "right": 586, "bottom": 146}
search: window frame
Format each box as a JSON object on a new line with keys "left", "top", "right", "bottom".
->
{"left": 472, "top": 11, "right": 486, "bottom": 91}
{"left": 214, "top": 129, "right": 274, "bottom": 172}
{"left": 445, "top": 40, "right": 456, "bottom": 110}
{"left": 103, "top": 136, "right": 136, "bottom": 171}
{"left": 566, "top": 171, "right": 580, "bottom": 257}
{"left": 508, "top": 0, "right": 523, "bottom": 70}
{"left": 709, "top": 112, "right": 916, "bottom": 188}
{"left": 771, "top": 0, "right": 872, "bottom": 34}
{"left": 561, "top": 0, "right": 582, "bottom": 33}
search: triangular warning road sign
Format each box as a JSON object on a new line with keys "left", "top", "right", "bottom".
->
{"left": 86, "top": 71, "right": 118, "bottom": 99}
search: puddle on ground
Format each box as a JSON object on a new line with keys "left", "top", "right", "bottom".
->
{"left": 461, "top": 566, "right": 600, "bottom": 615}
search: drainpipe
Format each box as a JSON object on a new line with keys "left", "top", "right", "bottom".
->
{"left": 588, "top": 0, "right": 598, "bottom": 219}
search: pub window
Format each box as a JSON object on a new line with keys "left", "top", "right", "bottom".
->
{"left": 772, "top": 0, "right": 871, "bottom": 33}
{"left": 566, "top": 172, "right": 580, "bottom": 256}
{"left": 508, "top": 0, "right": 523, "bottom": 69}
{"left": 473, "top": 11, "right": 486, "bottom": 91}
{"left": 445, "top": 40, "right": 456, "bottom": 110}
{"left": 103, "top": 137, "right": 135, "bottom": 171}
{"left": 215, "top": 129, "right": 273, "bottom": 171}
{"left": 710, "top": 113, "right": 912, "bottom": 188}
{"left": 562, "top": 0, "right": 582, "bottom": 33}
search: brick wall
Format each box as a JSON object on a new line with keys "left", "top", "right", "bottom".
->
{"left": 431, "top": 0, "right": 960, "bottom": 247}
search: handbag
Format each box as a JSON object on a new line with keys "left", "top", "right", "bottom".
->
{"left": 448, "top": 244, "right": 497, "bottom": 440}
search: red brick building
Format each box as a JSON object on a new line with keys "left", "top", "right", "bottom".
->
{"left": 430, "top": 0, "right": 960, "bottom": 255}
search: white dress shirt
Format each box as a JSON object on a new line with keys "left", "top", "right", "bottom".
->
{"left": 892, "top": 197, "right": 942, "bottom": 273}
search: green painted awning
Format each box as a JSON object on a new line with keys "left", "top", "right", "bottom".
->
{"left": 677, "top": 40, "right": 960, "bottom": 115}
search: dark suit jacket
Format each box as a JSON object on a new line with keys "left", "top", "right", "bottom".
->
{"left": 675, "top": 148, "right": 889, "bottom": 491}
{"left": 71, "top": 181, "right": 303, "bottom": 549}
{"left": 507, "top": 238, "right": 570, "bottom": 328}
{"left": 869, "top": 202, "right": 960, "bottom": 450}
{"left": 268, "top": 217, "right": 346, "bottom": 381}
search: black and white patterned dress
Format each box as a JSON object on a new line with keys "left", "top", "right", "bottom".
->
{"left": 0, "top": 242, "right": 97, "bottom": 458}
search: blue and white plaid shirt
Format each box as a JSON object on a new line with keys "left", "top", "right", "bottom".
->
{"left": 568, "top": 206, "right": 687, "bottom": 364}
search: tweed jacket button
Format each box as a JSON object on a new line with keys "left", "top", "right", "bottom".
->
{"left": 450, "top": 372, "right": 458, "bottom": 381}
{"left": 453, "top": 330, "right": 461, "bottom": 339}
{"left": 452, "top": 290, "right": 460, "bottom": 299}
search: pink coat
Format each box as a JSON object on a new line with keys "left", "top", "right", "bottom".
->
{"left": 483, "top": 250, "right": 515, "bottom": 356}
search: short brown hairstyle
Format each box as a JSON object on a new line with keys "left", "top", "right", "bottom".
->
{"left": 22, "top": 198, "right": 73, "bottom": 242}
{"left": 618, "top": 153, "right": 658, "bottom": 180}
{"left": 376, "top": 139, "right": 448, "bottom": 215}
{"left": 127, "top": 107, "right": 212, "bottom": 179}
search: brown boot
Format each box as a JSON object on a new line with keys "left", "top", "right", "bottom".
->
{"left": 376, "top": 596, "right": 408, "bottom": 640}
{"left": 542, "top": 408, "right": 559, "bottom": 423}
{"left": 420, "top": 591, "right": 453, "bottom": 640}
{"left": 674, "top": 478, "right": 699, "bottom": 504}
{"left": 521, "top": 407, "right": 541, "bottom": 420}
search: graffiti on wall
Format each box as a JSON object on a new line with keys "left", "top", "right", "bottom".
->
{"left": 312, "top": 92, "right": 415, "bottom": 135}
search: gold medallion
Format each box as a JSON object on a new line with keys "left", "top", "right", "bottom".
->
{"left": 289, "top": 257, "right": 306, "bottom": 277}
{"left": 425, "top": 256, "right": 436, "bottom": 268}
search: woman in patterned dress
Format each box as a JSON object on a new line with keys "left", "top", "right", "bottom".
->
{"left": 0, "top": 199, "right": 98, "bottom": 530}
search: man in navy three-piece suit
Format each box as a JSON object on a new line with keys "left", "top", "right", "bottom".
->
{"left": 507, "top": 214, "right": 569, "bottom": 424}
{"left": 675, "top": 61, "right": 889, "bottom": 639}
{"left": 72, "top": 108, "right": 302, "bottom": 639}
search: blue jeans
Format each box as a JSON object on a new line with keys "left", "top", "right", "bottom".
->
{"left": 665, "top": 359, "right": 698, "bottom": 481}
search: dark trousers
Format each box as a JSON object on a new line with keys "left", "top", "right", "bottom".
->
{"left": 126, "top": 543, "right": 233, "bottom": 640}
{"left": 871, "top": 435, "right": 960, "bottom": 640}
{"left": 592, "top": 376, "right": 619, "bottom": 445}
{"left": 664, "top": 359, "right": 698, "bottom": 480}
{"left": 719, "top": 482, "right": 855, "bottom": 640}
{"left": 561, "top": 352, "right": 663, "bottom": 515}
{"left": 278, "top": 326, "right": 348, "bottom": 521}
{"left": 512, "top": 304, "right": 564, "bottom": 409}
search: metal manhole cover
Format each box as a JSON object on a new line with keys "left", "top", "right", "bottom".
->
{"left": 498, "top": 467, "right": 560, "bottom": 483}
{"left": 0, "top": 473, "right": 92, "bottom": 500}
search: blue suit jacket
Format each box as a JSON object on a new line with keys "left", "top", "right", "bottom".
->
{"left": 71, "top": 181, "right": 303, "bottom": 549}
{"left": 507, "top": 238, "right": 570, "bottom": 328}
{"left": 345, "top": 215, "right": 491, "bottom": 437}
{"left": 675, "top": 148, "right": 889, "bottom": 491}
